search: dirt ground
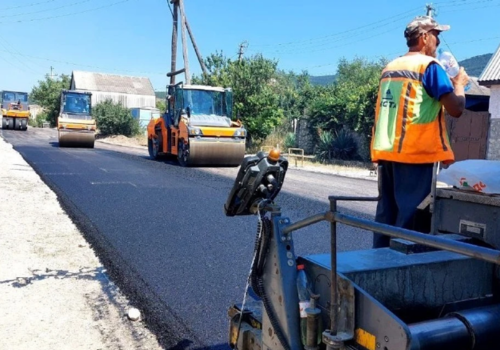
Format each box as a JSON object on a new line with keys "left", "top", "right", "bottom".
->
{"left": 0, "top": 136, "right": 163, "bottom": 350}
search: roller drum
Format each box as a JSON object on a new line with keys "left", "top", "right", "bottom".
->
{"left": 58, "top": 130, "right": 95, "bottom": 148}
{"left": 187, "top": 138, "right": 245, "bottom": 166}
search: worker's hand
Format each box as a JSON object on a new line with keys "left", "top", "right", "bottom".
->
{"left": 451, "top": 67, "right": 469, "bottom": 88}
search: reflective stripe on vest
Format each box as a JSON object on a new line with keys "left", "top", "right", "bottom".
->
{"left": 371, "top": 54, "right": 454, "bottom": 164}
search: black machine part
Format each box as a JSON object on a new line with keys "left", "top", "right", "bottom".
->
{"left": 224, "top": 151, "right": 288, "bottom": 216}
{"left": 409, "top": 304, "right": 500, "bottom": 350}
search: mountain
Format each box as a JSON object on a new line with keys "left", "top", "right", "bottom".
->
{"left": 458, "top": 53, "right": 493, "bottom": 77}
{"left": 153, "top": 54, "right": 493, "bottom": 96}
{"left": 309, "top": 75, "right": 337, "bottom": 86}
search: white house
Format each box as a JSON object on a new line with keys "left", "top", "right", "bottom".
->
{"left": 69, "top": 71, "right": 156, "bottom": 109}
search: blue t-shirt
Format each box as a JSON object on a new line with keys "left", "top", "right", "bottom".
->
{"left": 422, "top": 62, "right": 454, "bottom": 100}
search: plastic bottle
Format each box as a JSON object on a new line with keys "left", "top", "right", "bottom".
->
{"left": 437, "top": 49, "right": 470, "bottom": 91}
{"left": 296, "top": 264, "right": 312, "bottom": 346}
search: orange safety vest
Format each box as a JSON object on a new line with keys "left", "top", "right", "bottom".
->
{"left": 371, "top": 53, "right": 454, "bottom": 164}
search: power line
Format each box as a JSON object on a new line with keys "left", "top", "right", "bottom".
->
{"left": 0, "top": 47, "right": 166, "bottom": 76}
{"left": 0, "top": 0, "right": 91, "bottom": 19}
{"left": 0, "top": 0, "right": 131, "bottom": 24}
{"left": 249, "top": 0, "right": 497, "bottom": 51}
{"left": 0, "top": 0, "right": 57, "bottom": 11}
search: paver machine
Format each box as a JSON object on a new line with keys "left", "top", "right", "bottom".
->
{"left": 1, "top": 90, "right": 30, "bottom": 130}
{"left": 57, "top": 90, "right": 95, "bottom": 148}
{"left": 147, "top": 83, "right": 246, "bottom": 166}
{"left": 224, "top": 150, "right": 500, "bottom": 350}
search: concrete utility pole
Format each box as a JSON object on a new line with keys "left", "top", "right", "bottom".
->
{"left": 238, "top": 41, "right": 248, "bottom": 62}
{"left": 168, "top": 0, "right": 207, "bottom": 84}
{"left": 48, "top": 66, "right": 58, "bottom": 80}
{"left": 178, "top": 0, "right": 191, "bottom": 85}
{"left": 169, "top": 0, "right": 179, "bottom": 85}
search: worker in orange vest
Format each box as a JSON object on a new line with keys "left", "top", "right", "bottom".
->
{"left": 371, "top": 16, "right": 469, "bottom": 248}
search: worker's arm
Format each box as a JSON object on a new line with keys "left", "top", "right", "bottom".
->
{"left": 440, "top": 67, "right": 469, "bottom": 118}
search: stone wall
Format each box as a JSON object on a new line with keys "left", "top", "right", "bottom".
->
{"left": 487, "top": 86, "right": 500, "bottom": 160}
{"left": 295, "top": 118, "right": 315, "bottom": 155}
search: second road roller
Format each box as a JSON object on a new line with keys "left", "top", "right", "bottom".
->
{"left": 147, "top": 83, "right": 246, "bottom": 167}
{"left": 1, "top": 90, "right": 30, "bottom": 130}
{"left": 57, "top": 90, "right": 96, "bottom": 148}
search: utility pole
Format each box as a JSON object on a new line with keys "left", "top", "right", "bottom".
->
{"left": 169, "top": 0, "right": 179, "bottom": 85}
{"left": 167, "top": 0, "right": 207, "bottom": 84}
{"left": 48, "top": 66, "right": 58, "bottom": 80}
{"left": 426, "top": 3, "right": 435, "bottom": 17}
{"left": 238, "top": 41, "right": 248, "bottom": 62}
{"left": 178, "top": 0, "right": 190, "bottom": 85}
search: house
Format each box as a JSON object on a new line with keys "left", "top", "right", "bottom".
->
{"left": 478, "top": 44, "right": 500, "bottom": 160}
{"left": 445, "top": 77, "right": 490, "bottom": 161}
{"left": 69, "top": 70, "right": 156, "bottom": 109}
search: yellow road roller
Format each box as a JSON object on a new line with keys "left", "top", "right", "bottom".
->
{"left": 57, "top": 90, "right": 95, "bottom": 148}
{"left": 1, "top": 90, "right": 30, "bottom": 130}
{"left": 147, "top": 84, "right": 246, "bottom": 167}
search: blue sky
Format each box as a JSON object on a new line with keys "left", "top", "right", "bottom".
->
{"left": 1, "top": 0, "right": 499, "bottom": 93}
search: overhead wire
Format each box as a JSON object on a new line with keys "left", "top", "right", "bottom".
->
{"left": 0, "top": 0, "right": 131, "bottom": 24}
{"left": 0, "top": 0, "right": 57, "bottom": 11}
{"left": 0, "top": 48, "right": 166, "bottom": 76}
{"left": 0, "top": 0, "right": 91, "bottom": 19}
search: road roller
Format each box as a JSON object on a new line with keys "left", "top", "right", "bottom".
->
{"left": 1, "top": 90, "right": 30, "bottom": 130}
{"left": 225, "top": 151, "right": 500, "bottom": 350}
{"left": 147, "top": 83, "right": 246, "bottom": 167}
{"left": 57, "top": 90, "right": 95, "bottom": 148}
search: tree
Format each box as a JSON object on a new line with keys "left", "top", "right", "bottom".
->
{"left": 92, "top": 100, "right": 140, "bottom": 137}
{"left": 30, "top": 74, "right": 71, "bottom": 126}
{"left": 307, "top": 57, "right": 386, "bottom": 157}
{"left": 192, "top": 52, "right": 285, "bottom": 143}
{"left": 156, "top": 99, "right": 166, "bottom": 113}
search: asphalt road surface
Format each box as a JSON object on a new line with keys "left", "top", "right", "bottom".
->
{"left": 1, "top": 128, "right": 378, "bottom": 349}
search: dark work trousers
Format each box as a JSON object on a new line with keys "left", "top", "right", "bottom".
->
{"left": 373, "top": 160, "right": 434, "bottom": 248}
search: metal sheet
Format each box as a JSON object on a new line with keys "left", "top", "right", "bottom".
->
{"left": 188, "top": 138, "right": 245, "bottom": 166}
{"left": 58, "top": 130, "right": 95, "bottom": 148}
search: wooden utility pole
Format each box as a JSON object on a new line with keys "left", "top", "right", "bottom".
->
{"left": 178, "top": 0, "right": 190, "bottom": 84}
{"left": 170, "top": 0, "right": 179, "bottom": 85}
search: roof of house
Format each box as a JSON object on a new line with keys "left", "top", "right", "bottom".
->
{"left": 478, "top": 43, "right": 500, "bottom": 85}
{"left": 467, "top": 77, "right": 490, "bottom": 96}
{"left": 71, "top": 71, "right": 155, "bottom": 96}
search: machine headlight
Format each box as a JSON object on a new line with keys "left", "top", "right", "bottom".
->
{"left": 189, "top": 127, "right": 203, "bottom": 136}
{"left": 234, "top": 129, "right": 246, "bottom": 137}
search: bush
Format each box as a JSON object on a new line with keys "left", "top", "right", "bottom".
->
{"left": 28, "top": 111, "right": 48, "bottom": 127}
{"left": 92, "top": 100, "right": 140, "bottom": 137}
{"left": 315, "top": 129, "right": 360, "bottom": 163}
{"left": 284, "top": 132, "right": 296, "bottom": 150}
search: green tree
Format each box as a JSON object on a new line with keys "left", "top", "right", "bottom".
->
{"left": 308, "top": 57, "right": 386, "bottom": 157}
{"left": 30, "top": 74, "right": 71, "bottom": 126}
{"left": 92, "top": 100, "right": 140, "bottom": 137}
{"left": 192, "top": 52, "right": 285, "bottom": 143}
{"left": 156, "top": 99, "right": 166, "bottom": 113}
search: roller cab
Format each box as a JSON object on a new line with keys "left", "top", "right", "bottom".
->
{"left": 1, "top": 90, "right": 30, "bottom": 130}
{"left": 57, "top": 90, "right": 95, "bottom": 148}
{"left": 147, "top": 84, "right": 246, "bottom": 166}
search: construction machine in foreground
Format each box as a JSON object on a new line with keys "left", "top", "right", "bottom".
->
{"left": 147, "top": 83, "right": 246, "bottom": 167}
{"left": 1, "top": 90, "right": 30, "bottom": 130}
{"left": 225, "top": 150, "right": 500, "bottom": 350}
{"left": 57, "top": 90, "right": 95, "bottom": 148}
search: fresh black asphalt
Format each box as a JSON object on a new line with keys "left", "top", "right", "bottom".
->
{"left": 1, "top": 128, "right": 377, "bottom": 349}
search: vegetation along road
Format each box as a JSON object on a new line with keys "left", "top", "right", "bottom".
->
{"left": 2, "top": 127, "right": 378, "bottom": 349}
